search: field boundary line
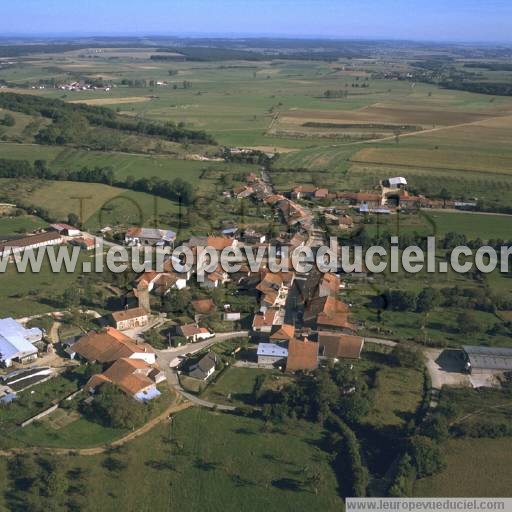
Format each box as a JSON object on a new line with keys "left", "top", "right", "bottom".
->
{"left": 349, "top": 158, "right": 512, "bottom": 176}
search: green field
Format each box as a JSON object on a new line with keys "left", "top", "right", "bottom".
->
{"left": 0, "top": 214, "right": 48, "bottom": 235}
{"left": 414, "top": 438, "right": 512, "bottom": 497}
{"left": 202, "top": 367, "right": 291, "bottom": 407}
{"left": 0, "top": 142, "right": 256, "bottom": 185}
{"left": 363, "top": 210, "right": 512, "bottom": 241}
{"left": 361, "top": 361, "right": 424, "bottom": 428}
{"left": 426, "top": 211, "right": 512, "bottom": 240}
{"left": 0, "top": 178, "right": 181, "bottom": 230}
{"left": 0, "top": 247, "right": 92, "bottom": 317}
{"left": 5, "top": 416, "right": 127, "bottom": 450}
{"left": 0, "top": 408, "right": 343, "bottom": 511}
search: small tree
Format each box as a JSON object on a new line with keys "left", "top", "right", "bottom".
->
{"left": 67, "top": 212, "right": 80, "bottom": 227}
{"left": 420, "top": 413, "right": 449, "bottom": 441}
{"left": 416, "top": 288, "right": 441, "bottom": 312}
{"left": 408, "top": 436, "right": 446, "bottom": 478}
{"left": 1, "top": 113, "right": 15, "bottom": 127}
{"left": 457, "top": 311, "right": 482, "bottom": 335}
{"left": 391, "top": 345, "right": 424, "bottom": 370}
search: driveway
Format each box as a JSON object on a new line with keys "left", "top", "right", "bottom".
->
{"left": 156, "top": 330, "right": 249, "bottom": 361}
{"left": 424, "top": 348, "right": 470, "bottom": 391}
{"left": 123, "top": 316, "right": 168, "bottom": 341}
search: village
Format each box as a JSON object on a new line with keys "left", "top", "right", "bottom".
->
{"left": 1, "top": 168, "right": 511, "bottom": 432}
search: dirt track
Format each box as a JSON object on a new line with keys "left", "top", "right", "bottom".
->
{"left": 0, "top": 401, "right": 192, "bottom": 458}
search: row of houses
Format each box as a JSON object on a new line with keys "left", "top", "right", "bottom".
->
{"left": 238, "top": 173, "right": 366, "bottom": 372}
{"left": 285, "top": 176, "right": 461, "bottom": 216}
{"left": 254, "top": 329, "right": 365, "bottom": 371}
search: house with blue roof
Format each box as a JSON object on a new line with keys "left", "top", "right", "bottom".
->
{"left": 257, "top": 342, "right": 288, "bottom": 365}
{"left": 0, "top": 318, "right": 42, "bottom": 368}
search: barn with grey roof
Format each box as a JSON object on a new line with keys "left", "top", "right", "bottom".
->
{"left": 463, "top": 345, "right": 512, "bottom": 374}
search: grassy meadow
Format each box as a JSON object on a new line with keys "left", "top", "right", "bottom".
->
{"left": 0, "top": 408, "right": 343, "bottom": 511}
{"left": 362, "top": 210, "right": 512, "bottom": 241}
{"left": 202, "top": 367, "right": 291, "bottom": 407}
{"left": 0, "top": 214, "right": 48, "bottom": 236}
{"left": 0, "top": 247, "right": 92, "bottom": 317}
{"left": 414, "top": 438, "right": 512, "bottom": 497}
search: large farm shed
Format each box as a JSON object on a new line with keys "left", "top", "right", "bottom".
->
{"left": 463, "top": 345, "right": 512, "bottom": 374}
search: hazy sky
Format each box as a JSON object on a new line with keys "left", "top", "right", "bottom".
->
{"left": 2, "top": 0, "right": 512, "bottom": 42}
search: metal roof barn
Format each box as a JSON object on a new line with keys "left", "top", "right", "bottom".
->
{"left": 0, "top": 318, "right": 41, "bottom": 366}
{"left": 463, "top": 345, "right": 512, "bottom": 372}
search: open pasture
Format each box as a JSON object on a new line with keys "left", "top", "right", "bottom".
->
{"left": 0, "top": 408, "right": 342, "bottom": 511}
{"left": 0, "top": 214, "right": 48, "bottom": 236}
{"left": 414, "top": 438, "right": 512, "bottom": 497}
{"left": 351, "top": 147, "right": 512, "bottom": 175}
{"left": 363, "top": 209, "right": 512, "bottom": 241}
{"left": 0, "top": 244, "right": 92, "bottom": 317}
{"left": 0, "top": 142, "right": 251, "bottom": 190}
{"left": 8, "top": 50, "right": 512, "bottom": 150}
{"left": 0, "top": 178, "right": 180, "bottom": 229}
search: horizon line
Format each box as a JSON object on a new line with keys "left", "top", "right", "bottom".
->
{"left": 0, "top": 33, "right": 511, "bottom": 46}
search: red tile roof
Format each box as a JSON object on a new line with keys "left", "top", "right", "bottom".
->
{"left": 111, "top": 307, "right": 148, "bottom": 323}
{"left": 73, "top": 328, "right": 154, "bottom": 363}
{"left": 270, "top": 324, "right": 295, "bottom": 340}
{"left": 318, "top": 332, "right": 364, "bottom": 359}
{"left": 286, "top": 338, "right": 318, "bottom": 371}
{"left": 207, "top": 236, "right": 235, "bottom": 251}
{"left": 86, "top": 358, "right": 156, "bottom": 396}
{"left": 252, "top": 309, "right": 279, "bottom": 328}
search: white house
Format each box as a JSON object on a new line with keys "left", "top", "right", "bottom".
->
{"left": 49, "top": 223, "right": 81, "bottom": 237}
{"left": 178, "top": 324, "right": 215, "bottom": 343}
{"left": 386, "top": 177, "right": 408, "bottom": 189}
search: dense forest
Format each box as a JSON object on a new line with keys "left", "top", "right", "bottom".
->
{"left": 439, "top": 80, "right": 512, "bottom": 96}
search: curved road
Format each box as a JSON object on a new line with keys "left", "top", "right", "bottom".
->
{"left": 155, "top": 330, "right": 249, "bottom": 412}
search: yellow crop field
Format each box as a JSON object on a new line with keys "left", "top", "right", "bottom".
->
{"left": 68, "top": 96, "right": 152, "bottom": 105}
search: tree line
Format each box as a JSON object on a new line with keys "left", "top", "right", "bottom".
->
{"left": 390, "top": 381, "right": 512, "bottom": 495}
{"left": 0, "top": 92, "right": 216, "bottom": 146}
{"left": 246, "top": 363, "right": 373, "bottom": 496}
{"left": 0, "top": 158, "right": 196, "bottom": 207}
